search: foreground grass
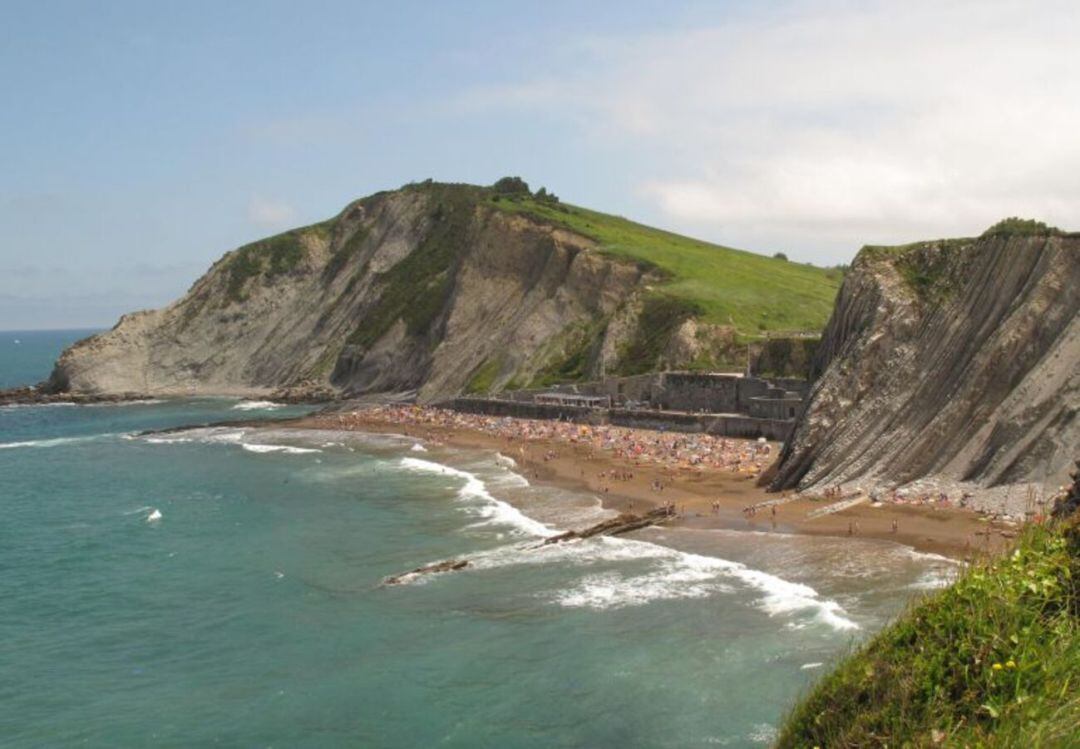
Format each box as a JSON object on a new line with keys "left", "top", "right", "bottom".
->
{"left": 778, "top": 522, "right": 1080, "bottom": 748}
{"left": 489, "top": 197, "right": 841, "bottom": 334}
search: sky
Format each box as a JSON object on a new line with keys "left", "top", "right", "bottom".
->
{"left": 2, "top": 0, "right": 1078, "bottom": 329}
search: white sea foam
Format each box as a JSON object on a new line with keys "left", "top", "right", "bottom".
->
{"left": 410, "top": 443, "right": 427, "bottom": 452}
{"left": 143, "top": 427, "right": 244, "bottom": 445}
{"left": 398, "top": 457, "right": 554, "bottom": 538}
{"left": 241, "top": 443, "right": 321, "bottom": 455}
{"left": 494, "top": 453, "right": 518, "bottom": 468}
{"left": 123, "top": 505, "right": 155, "bottom": 516}
{"left": 146, "top": 508, "right": 162, "bottom": 523}
{"left": 437, "top": 531, "right": 861, "bottom": 630}
{"left": 800, "top": 662, "right": 824, "bottom": 670}
{"left": 908, "top": 568, "right": 956, "bottom": 590}
{"left": 0, "top": 433, "right": 116, "bottom": 449}
{"left": 747, "top": 723, "right": 778, "bottom": 744}
{"left": 231, "top": 400, "right": 285, "bottom": 411}
{"left": 144, "top": 435, "right": 194, "bottom": 444}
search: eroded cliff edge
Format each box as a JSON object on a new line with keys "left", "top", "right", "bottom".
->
{"left": 771, "top": 230, "right": 1079, "bottom": 498}
{"left": 47, "top": 184, "right": 656, "bottom": 402}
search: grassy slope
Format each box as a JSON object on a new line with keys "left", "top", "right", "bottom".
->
{"left": 778, "top": 521, "right": 1080, "bottom": 748}
{"left": 488, "top": 197, "right": 842, "bottom": 335}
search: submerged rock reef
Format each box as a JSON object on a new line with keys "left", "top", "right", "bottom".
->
{"left": 772, "top": 228, "right": 1079, "bottom": 499}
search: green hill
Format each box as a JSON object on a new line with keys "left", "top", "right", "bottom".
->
{"left": 485, "top": 186, "right": 842, "bottom": 336}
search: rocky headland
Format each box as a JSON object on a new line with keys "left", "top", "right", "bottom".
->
{"left": 770, "top": 221, "right": 1079, "bottom": 512}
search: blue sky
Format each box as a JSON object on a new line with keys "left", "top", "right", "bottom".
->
{"left": 2, "top": 0, "right": 1078, "bottom": 328}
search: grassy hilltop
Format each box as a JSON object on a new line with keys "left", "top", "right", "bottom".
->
{"left": 486, "top": 182, "right": 842, "bottom": 336}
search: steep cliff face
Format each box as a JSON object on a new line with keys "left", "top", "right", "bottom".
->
{"left": 772, "top": 231, "right": 1080, "bottom": 496}
{"left": 49, "top": 184, "right": 661, "bottom": 402}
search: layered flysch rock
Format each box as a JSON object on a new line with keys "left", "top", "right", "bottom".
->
{"left": 771, "top": 230, "right": 1079, "bottom": 498}
{"left": 44, "top": 183, "right": 655, "bottom": 402}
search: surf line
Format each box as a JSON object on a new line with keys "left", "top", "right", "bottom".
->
{"left": 382, "top": 507, "right": 677, "bottom": 585}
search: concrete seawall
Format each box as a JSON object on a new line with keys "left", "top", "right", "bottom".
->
{"left": 444, "top": 397, "right": 794, "bottom": 442}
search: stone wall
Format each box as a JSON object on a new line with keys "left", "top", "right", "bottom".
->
{"left": 446, "top": 397, "right": 794, "bottom": 441}
{"left": 490, "top": 371, "right": 808, "bottom": 420}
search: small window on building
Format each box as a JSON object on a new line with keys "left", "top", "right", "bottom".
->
{"left": 789, "top": 407, "right": 796, "bottom": 418}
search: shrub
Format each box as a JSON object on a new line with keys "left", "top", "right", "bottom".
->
{"left": 981, "top": 217, "right": 1062, "bottom": 238}
{"left": 536, "top": 186, "right": 560, "bottom": 204}
{"left": 491, "top": 176, "right": 531, "bottom": 197}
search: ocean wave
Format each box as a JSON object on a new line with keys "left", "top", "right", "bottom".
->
{"left": 388, "top": 452, "right": 860, "bottom": 630}
{"left": 140, "top": 427, "right": 322, "bottom": 456}
{"left": 440, "top": 533, "right": 860, "bottom": 630}
{"left": 0, "top": 401, "right": 78, "bottom": 410}
{"left": 231, "top": 400, "right": 285, "bottom": 411}
{"left": 398, "top": 457, "right": 554, "bottom": 538}
{"left": 0, "top": 433, "right": 119, "bottom": 450}
{"left": 241, "top": 443, "right": 321, "bottom": 455}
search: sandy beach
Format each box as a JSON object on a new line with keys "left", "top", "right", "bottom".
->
{"left": 286, "top": 406, "right": 1022, "bottom": 559}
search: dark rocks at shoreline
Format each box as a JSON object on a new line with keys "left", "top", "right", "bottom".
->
{"left": 269, "top": 381, "right": 341, "bottom": 405}
{"left": 0, "top": 384, "right": 144, "bottom": 407}
{"left": 384, "top": 559, "right": 470, "bottom": 586}
{"left": 383, "top": 508, "right": 673, "bottom": 585}
{"left": 538, "top": 507, "right": 674, "bottom": 545}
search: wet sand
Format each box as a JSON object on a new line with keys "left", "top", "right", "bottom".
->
{"left": 286, "top": 410, "right": 1017, "bottom": 560}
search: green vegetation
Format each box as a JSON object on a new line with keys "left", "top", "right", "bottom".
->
{"left": 488, "top": 195, "right": 840, "bottom": 334}
{"left": 982, "top": 217, "right": 1062, "bottom": 239}
{"left": 491, "top": 175, "right": 531, "bottom": 197}
{"left": 859, "top": 240, "right": 970, "bottom": 305}
{"left": 896, "top": 249, "right": 956, "bottom": 306}
{"left": 323, "top": 225, "right": 368, "bottom": 280}
{"left": 617, "top": 294, "right": 702, "bottom": 375}
{"left": 779, "top": 520, "right": 1080, "bottom": 748}
{"left": 529, "top": 320, "right": 606, "bottom": 387}
{"left": 224, "top": 227, "right": 315, "bottom": 303}
{"left": 465, "top": 357, "right": 502, "bottom": 394}
{"left": 347, "top": 184, "right": 481, "bottom": 349}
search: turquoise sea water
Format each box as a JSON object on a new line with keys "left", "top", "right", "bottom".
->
{"left": 0, "top": 329, "right": 100, "bottom": 389}
{"left": 0, "top": 331, "right": 957, "bottom": 747}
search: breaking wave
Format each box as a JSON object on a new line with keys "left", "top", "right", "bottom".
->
{"left": 231, "top": 400, "right": 285, "bottom": 411}
{"left": 398, "top": 457, "right": 554, "bottom": 538}
{"left": 0, "top": 433, "right": 121, "bottom": 450}
{"left": 241, "top": 443, "right": 321, "bottom": 455}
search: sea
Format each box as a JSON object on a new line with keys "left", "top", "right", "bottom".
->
{"left": 0, "top": 329, "right": 958, "bottom": 747}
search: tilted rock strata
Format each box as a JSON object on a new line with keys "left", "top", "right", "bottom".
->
{"left": 47, "top": 186, "right": 654, "bottom": 402}
{"left": 772, "top": 234, "right": 1080, "bottom": 497}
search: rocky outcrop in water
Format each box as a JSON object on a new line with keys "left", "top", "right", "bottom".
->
{"left": 771, "top": 229, "right": 1079, "bottom": 499}
{"left": 383, "top": 507, "right": 673, "bottom": 585}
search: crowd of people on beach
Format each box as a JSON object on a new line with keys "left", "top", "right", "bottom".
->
{"left": 331, "top": 405, "right": 777, "bottom": 477}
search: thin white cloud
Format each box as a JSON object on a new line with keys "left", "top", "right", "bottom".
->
{"left": 458, "top": 0, "right": 1080, "bottom": 260}
{"left": 247, "top": 196, "right": 298, "bottom": 229}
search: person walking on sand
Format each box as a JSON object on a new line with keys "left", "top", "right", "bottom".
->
{"left": 891, "top": 518, "right": 898, "bottom": 534}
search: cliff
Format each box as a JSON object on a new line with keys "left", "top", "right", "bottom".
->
{"left": 771, "top": 226, "right": 1080, "bottom": 500}
{"left": 46, "top": 181, "right": 839, "bottom": 402}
